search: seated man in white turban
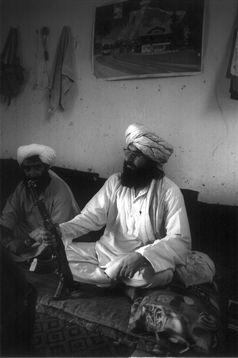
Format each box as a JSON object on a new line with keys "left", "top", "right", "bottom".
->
{"left": 45, "top": 123, "right": 192, "bottom": 292}
{"left": 0, "top": 144, "right": 80, "bottom": 265}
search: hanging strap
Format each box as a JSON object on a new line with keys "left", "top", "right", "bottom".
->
{"left": 1, "top": 28, "right": 18, "bottom": 65}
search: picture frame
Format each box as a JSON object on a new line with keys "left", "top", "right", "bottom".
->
{"left": 93, "top": 0, "right": 205, "bottom": 80}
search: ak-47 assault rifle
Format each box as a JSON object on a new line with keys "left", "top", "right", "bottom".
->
{"left": 27, "top": 179, "right": 80, "bottom": 300}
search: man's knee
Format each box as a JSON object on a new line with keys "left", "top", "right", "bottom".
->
{"left": 148, "top": 268, "right": 174, "bottom": 288}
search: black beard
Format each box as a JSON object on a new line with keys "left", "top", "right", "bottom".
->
{"left": 24, "top": 171, "right": 51, "bottom": 195}
{"left": 120, "top": 161, "right": 163, "bottom": 189}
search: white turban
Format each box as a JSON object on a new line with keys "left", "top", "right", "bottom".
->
{"left": 17, "top": 144, "right": 56, "bottom": 166}
{"left": 125, "top": 123, "right": 173, "bottom": 167}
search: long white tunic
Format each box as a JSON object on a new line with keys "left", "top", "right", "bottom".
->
{"left": 60, "top": 173, "right": 191, "bottom": 273}
{"left": 0, "top": 170, "right": 80, "bottom": 240}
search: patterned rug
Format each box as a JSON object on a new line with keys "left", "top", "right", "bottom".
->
{"left": 32, "top": 312, "right": 133, "bottom": 357}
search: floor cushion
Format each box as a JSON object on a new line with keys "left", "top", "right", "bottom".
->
{"left": 128, "top": 282, "right": 222, "bottom": 356}
{"left": 24, "top": 270, "right": 222, "bottom": 357}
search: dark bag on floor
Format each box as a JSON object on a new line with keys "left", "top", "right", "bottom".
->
{"left": 0, "top": 28, "right": 24, "bottom": 105}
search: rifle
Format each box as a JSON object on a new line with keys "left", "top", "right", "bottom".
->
{"left": 27, "top": 179, "right": 80, "bottom": 300}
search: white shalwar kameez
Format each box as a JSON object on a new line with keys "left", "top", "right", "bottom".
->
{"left": 60, "top": 173, "right": 191, "bottom": 288}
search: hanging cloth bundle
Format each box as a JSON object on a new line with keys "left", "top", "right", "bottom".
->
{"left": 0, "top": 28, "right": 25, "bottom": 105}
{"left": 48, "top": 26, "right": 76, "bottom": 114}
{"left": 227, "top": 13, "right": 238, "bottom": 100}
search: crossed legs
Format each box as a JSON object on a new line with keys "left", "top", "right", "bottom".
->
{"left": 65, "top": 241, "right": 173, "bottom": 288}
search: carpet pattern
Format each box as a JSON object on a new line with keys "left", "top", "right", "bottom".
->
{"left": 32, "top": 312, "right": 134, "bottom": 357}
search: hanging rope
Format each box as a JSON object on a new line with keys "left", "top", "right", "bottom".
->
{"left": 0, "top": 27, "right": 25, "bottom": 105}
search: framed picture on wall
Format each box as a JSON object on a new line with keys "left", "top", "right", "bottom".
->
{"left": 93, "top": 0, "right": 205, "bottom": 80}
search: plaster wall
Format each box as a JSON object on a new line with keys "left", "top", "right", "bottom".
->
{"left": 0, "top": 0, "right": 238, "bottom": 205}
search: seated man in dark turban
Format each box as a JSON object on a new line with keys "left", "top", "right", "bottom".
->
{"left": 0, "top": 144, "right": 80, "bottom": 266}
{"left": 49, "top": 123, "right": 192, "bottom": 290}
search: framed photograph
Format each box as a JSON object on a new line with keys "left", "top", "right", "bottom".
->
{"left": 93, "top": 0, "right": 205, "bottom": 80}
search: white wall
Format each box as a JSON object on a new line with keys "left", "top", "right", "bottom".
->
{"left": 0, "top": 0, "right": 238, "bottom": 205}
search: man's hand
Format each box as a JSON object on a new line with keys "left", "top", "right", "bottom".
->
{"left": 6, "top": 239, "right": 26, "bottom": 255}
{"left": 0, "top": 226, "right": 24, "bottom": 254}
{"left": 0, "top": 225, "right": 14, "bottom": 247}
{"left": 117, "top": 252, "right": 152, "bottom": 279}
{"left": 29, "top": 227, "right": 56, "bottom": 246}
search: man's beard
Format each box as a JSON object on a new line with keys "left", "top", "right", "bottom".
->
{"left": 24, "top": 171, "right": 51, "bottom": 194}
{"left": 120, "top": 161, "right": 163, "bottom": 189}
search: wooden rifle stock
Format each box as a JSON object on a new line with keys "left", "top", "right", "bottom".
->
{"left": 27, "top": 180, "right": 77, "bottom": 299}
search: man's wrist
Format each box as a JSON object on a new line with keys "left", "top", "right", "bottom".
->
{"left": 55, "top": 223, "right": 62, "bottom": 238}
{"left": 0, "top": 225, "right": 14, "bottom": 246}
{"left": 138, "top": 253, "right": 150, "bottom": 267}
{"left": 0, "top": 225, "right": 13, "bottom": 236}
